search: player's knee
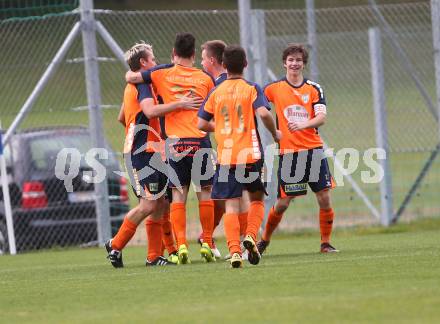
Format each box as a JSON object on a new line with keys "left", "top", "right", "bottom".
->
{"left": 172, "top": 187, "right": 187, "bottom": 203}
{"left": 275, "top": 197, "right": 291, "bottom": 214}
{"left": 316, "top": 191, "right": 331, "bottom": 209}
{"left": 197, "top": 185, "right": 212, "bottom": 201}
{"left": 276, "top": 202, "right": 289, "bottom": 214}
{"left": 138, "top": 200, "right": 156, "bottom": 215}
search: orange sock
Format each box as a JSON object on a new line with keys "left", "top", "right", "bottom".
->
{"left": 170, "top": 202, "right": 187, "bottom": 247}
{"left": 199, "top": 200, "right": 214, "bottom": 247}
{"left": 320, "top": 208, "right": 335, "bottom": 244}
{"left": 238, "top": 212, "right": 248, "bottom": 237}
{"left": 223, "top": 213, "right": 241, "bottom": 255}
{"left": 161, "top": 212, "right": 177, "bottom": 254}
{"left": 246, "top": 201, "right": 264, "bottom": 241}
{"left": 262, "top": 207, "right": 284, "bottom": 242}
{"left": 111, "top": 217, "right": 138, "bottom": 251}
{"left": 213, "top": 203, "right": 224, "bottom": 231}
{"left": 145, "top": 217, "right": 163, "bottom": 262}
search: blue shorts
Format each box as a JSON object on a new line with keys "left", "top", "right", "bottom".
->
{"left": 124, "top": 151, "right": 168, "bottom": 198}
{"left": 211, "top": 160, "right": 266, "bottom": 200}
{"left": 278, "top": 148, "right": 335, "bottom": 198}
{"left": 166, "top": 137, "right": 214, "bottom": 188}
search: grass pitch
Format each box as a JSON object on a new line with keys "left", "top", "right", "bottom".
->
{"left": 1, "top": 218, "right": 439, "bottom": 323}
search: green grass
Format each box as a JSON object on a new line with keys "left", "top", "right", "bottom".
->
{"left": 1, "top": 218, "right": 439, "bottom": 323}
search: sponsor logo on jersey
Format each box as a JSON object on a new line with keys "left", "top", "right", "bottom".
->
{"left": 284, "top": 105, "right": 309, "bottom": 123}
{"left": 302, "top": 94, "right": 310, "bottom": 104}
{"left": 284, "top": 183, "right": 307, "bottom": 193}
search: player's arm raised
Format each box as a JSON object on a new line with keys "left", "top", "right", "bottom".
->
{"left": 126, "top": 64, "right": 173, "bottom": 84}
{"left": 125, "top": 71, "right": 144, "bottom": 84}
{"left": 141, "top": 93, "right": 203, "bottom": 119}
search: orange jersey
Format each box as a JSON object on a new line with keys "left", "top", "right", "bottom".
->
{"left": 198, "top": 78, "right": 270, "bottom": 165}
{"left": 264, "top": 78, "right": 326, "bottom": 153}
{"left": 122, "top": 83, "right": 161, "bottom": 154}
{"left": 141, "top": 64, "right": 215, "bottom": 139}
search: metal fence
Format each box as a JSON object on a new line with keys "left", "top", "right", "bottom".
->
{"left": 0, "top": 0, "right": 439, "bottom": 253}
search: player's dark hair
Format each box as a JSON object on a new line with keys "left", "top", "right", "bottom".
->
{"left": 222, "top": 45, "right": 246, "bottom": 74}
{"left": 201, "top": 40, "right": 227, "bottom": 64}
{"left": 282, "top": 43, "right": 308, "bottom": 65}
{"left": 174, "top": 32, "right": 196, "bottom": 58}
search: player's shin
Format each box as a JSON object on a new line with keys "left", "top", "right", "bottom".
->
{"left": 199, "top": 200, "right": 215, "bottom": 247}
{"left": 238, "top": 212, "right": 248, "bottom": 237}
{"left": 262, "top": 206, "right": 284, "bottom": 242}
{"left": 224, "top": 213, "right": 241, "bottom": 255}
{"left": 161, "top": 212, "right": 177, "bottom": 254}
{"left": 319, "top": 208, "right": 335, "bottom": 244}
{"left": 170, "top": 202, "right": 187, "bottom": 247}
{"left": 111, "top": 215, "right": 138, "bottom": 251}
{"left": 246, "top": 200, "right": 265, "bottom": 241}
{"left": 146, "top": 217, "right": 164, "bottom": 262}
{"left": 213, "top": 201, "right": 225, "bottom": 230}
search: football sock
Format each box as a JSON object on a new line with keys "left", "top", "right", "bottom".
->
{"left": 238, "top": 212, "right": 248, "bottom": 237}
{"left": 246, "top": 201, "right": 265, "bottom": 242}
{"left": 320, "top": 208, "right": 335, "bottom": 244}
{"left": 262, "top": 207, "right": 284, "bottom": 242}
{"left": 161, "top": 212, "right": 177, "bottom": 254}
{"left": 213, "top": 202, "right": 225, "bottom": 230}
{"left": 170, "top": 202, "right": 187, "bottom": 247}
{"left": 199, "top": 200, "right": 214, "bottom": 247}
{"left": 111, "top": 217, "right": 137, "bottom": 251}
{"left": 145, "top": 217, "right": 163, "bottom": 262}
{"left": 224, "top": 213, "right": 241, "bottom": 255}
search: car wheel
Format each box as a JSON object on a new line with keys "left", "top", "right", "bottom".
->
{"left": 0, "top": 219, "right": 9, "bottom": 255}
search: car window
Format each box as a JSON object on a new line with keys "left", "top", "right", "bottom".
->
{"left": 29, "top": 133, "right": 118, "bottom": 171}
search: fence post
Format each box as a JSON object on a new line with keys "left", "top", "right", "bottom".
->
{"left": 96, "top": 21, "right": 129, "bottom": 69}
{"left": 80, "top": 0, "right": 111, "bottom": 244}
{"left": 238, "top": 0, "right": 255, "bottom": 81}
{"left": 306, "top": 0, "right": 319, "bottom": 82}
{"left": 251, "top": 9, "right": 268, "bottom": 86}
{"left": 0, "top": 132, "right": 16, "bottom": 255}
{"left": 369, "top": 27, "right": 393, "bottom": 226}
{"left": 251, "top": 9, "right": 276, "bottom": 223}
{"left": 432, "top": 0, "right": 440, "bottom": 142}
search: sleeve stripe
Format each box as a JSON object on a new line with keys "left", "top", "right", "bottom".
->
{"left": 314, "top": 104, "right": 327, "bottom": 115}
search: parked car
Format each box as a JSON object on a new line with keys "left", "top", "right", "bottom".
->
{"left": 0, "top": 126, "right": 129, "bottom": 254}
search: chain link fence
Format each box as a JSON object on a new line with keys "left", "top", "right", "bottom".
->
{"left": 262, "top": 1, "right": 439, "bottom": 231}
{"left": 0, "top": 1, "right": 438, "bottom": 252}
{"left": 0, "top": 12, "right": 130, "bottom": 253}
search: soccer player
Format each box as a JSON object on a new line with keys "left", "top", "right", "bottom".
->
{"left": 199, "top": 40, "right": 250, "bottom": 259}
{"left": 257, "top": 43, "right": 338, "bottom": 254}
{"left": 118, "top": 107, "right": 179, "bottom": 265}
{"left": 198, "top": 45, "right": 281, "bottom": 268}
{"left": 126, "top": 33, "right": 217, "bottom": 264}
{"left": 106, "top": 42, "right": 201, "bottom": 267}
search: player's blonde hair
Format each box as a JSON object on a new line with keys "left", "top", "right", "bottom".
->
{"left": 124, "top": 41, "right": 153, "bottom": 71}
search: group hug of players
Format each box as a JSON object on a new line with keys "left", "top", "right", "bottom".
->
{"left": 105, "top": 32, "right": 338, "bottom": 269}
